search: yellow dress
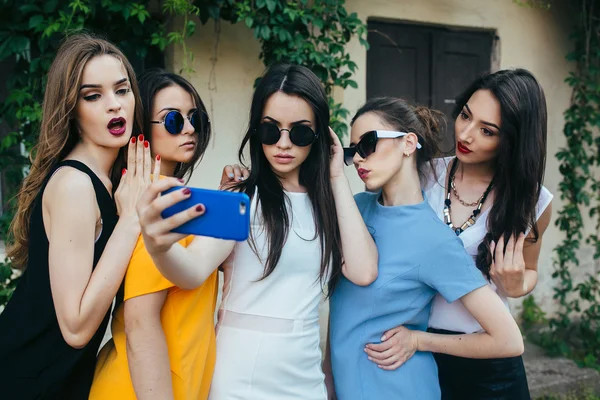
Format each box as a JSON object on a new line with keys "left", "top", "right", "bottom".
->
{"left": 89, "top": 235, "right": 218, "bottom": 400}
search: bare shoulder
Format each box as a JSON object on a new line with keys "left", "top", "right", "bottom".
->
{"left": 537, "top": 201, "right": 552, "bottom": 235}
{"left": 44, "top": 167, "right": 97, "bottom": 215}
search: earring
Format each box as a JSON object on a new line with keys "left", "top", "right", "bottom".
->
{"left": 404, "top": 151, "right": 410, "bottom": 157}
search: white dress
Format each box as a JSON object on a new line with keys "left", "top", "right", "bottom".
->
{"left": 208, "top": 190, "right": 328, "bottom": 400}
{"left": 424, "top": 157, "right": 553, "bottom": 333}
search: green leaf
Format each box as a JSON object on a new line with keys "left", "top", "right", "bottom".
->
{"left": 266, "top": 0, "right": 277, "bottom": 13}
{"left": 138, "top": 11, "right": 148, "bottom": 24}
{"left": 10, "top": 36, "right": 29, "bottom": 55}
{"left": 347, "top": 80, "right": 358, "bottom": 89}
{"left": 186, "top": 20, "right": 196, "bottom": 37}
{"left": 28, "top": 15, "right": 44, "bottom": 29}
{"left": 261, "top": 26, "right": 271, "bottom": 40}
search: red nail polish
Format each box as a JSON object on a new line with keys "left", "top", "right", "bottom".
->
{"left": 138, "top": 134, "right": 144, "bottom": 142}
{"left": 144, "top": 140, "right": 149, "bottom": 148}
{"left": 182, "top": 188, "right": 191, "bottom": 195}
{"left": 196, "top": 204, "right": 205, "bottom": 213}
{"left": 156, "top": 154, "right": 161, "bottom": 161}
{"left": 178, "top": 178, "right": 185, "bottom": 183}
{"left": 122, "top": 168, "right": 127, "bottom": 175}
{"left": 131, "top": 137, "right": 136, "bottom": 144}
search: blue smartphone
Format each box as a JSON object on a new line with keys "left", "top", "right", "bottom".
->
{"left": 161, "top": 186, "right": 250, "bottom": 241}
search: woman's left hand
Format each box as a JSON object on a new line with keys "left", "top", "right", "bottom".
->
{"left": 364, "top": 326, "right": 419, "bottom": 370}
{"left": 489, "top": 233, "right": 527, "bottom": 297}
{"left": 329, "top": 127, "right": 345, "bottom": 180}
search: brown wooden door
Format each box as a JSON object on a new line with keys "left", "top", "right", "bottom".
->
{"left": 367, "top": 21, "right": 494, "bottom": 153}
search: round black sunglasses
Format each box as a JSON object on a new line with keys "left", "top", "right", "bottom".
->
{"left": 255, "top": 122, "right": 318, "bottom": 147}
{"left": 151, "top": 110, "right": 210, "bottom": 135}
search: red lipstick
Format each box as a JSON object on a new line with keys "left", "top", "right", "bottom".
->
{"left": 457, "top": 142, "right": 472, "bottom": 154}
{"left": 107, "top": 117, "right": 126, "bottom": 136}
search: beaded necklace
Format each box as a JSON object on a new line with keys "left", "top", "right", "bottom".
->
{"left": 443, "top": 159, "right": 494, "bottom": 236}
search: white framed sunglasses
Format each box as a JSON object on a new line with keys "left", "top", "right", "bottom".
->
{"left": 343, "top": 130, "right": 422, "bottom": 165}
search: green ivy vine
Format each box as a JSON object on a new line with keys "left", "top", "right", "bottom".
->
{"left": 549, "top": 0, "right": 600, "bottom": 369}
{"left": 0, "top": 0, "right": 366, "bottom": 305}
{"left": 0, "top": 0, "right": 200, "bottom": 304}
{"left": 195, "top": 0, "right": 367, "bottom": 137}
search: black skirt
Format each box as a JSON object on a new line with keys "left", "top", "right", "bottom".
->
{"left": 428, "top": 328, "right": 531, "bottom": 400}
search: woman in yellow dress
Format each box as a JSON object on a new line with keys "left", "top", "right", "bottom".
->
{"left": 89, "top": 69, "right": 216, "bottom": 400}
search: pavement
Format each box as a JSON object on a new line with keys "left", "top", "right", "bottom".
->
{"left": 524, "top": 341, "right": 600, "bottom": 399}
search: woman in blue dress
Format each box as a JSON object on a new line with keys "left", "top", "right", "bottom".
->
{"left": 326, "top": 98, "right": 524, "bottom": 400}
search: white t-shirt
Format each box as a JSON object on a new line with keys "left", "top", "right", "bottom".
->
{"left": 423, "top": 157, "right": 553, "bottom": 333}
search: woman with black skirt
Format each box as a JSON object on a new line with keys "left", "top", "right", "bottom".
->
{"left": 363, "top": 69, "right": 552, "bottom": 399}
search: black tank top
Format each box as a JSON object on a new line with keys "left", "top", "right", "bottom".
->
{"left": 0, "top": 160, "right": 119, "bottom": 399}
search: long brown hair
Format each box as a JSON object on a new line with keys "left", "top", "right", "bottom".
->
{"left": 235, "top": 64, "right": 344, "bottom": 295}
{"left": 7, "top": 33, "right": 143, "bottom": 270}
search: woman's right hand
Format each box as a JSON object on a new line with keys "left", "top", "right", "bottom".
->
{"left": 219, "top": 164, "right": 249, "bottom": 189}
{"left": 115, "top": 135, "right": 155, "bottom": 219}
{"left": 364, "top": 325, "right": 419, "bottom": 370}
{"left": 136, "top": 178, "right": 206, "bottom": 255}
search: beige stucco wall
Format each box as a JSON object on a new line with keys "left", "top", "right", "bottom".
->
{"left": 173, "top": 0, "right": 585, "bottom": 318}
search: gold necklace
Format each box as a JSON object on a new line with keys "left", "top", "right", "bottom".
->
{"left": 451, "top": 180, "right": 483, "bottom": 207}
{"left": 444, "top": 159, "right": 494, "bottom": 236}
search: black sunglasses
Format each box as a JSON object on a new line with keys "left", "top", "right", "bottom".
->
{"left": 343, "top": 130, "right": 422, "bottom": 166}
{"left": 151, "top": 110, "right": 210, "bottom": 135}
{"left": 255, "top": 122, "right": 318, "bottom": 147}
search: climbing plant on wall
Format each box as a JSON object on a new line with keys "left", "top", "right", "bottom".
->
{"left": 0, "top": 0, "right": 366, "bottom": 305}
{"left": 550, "top": 0, "right": 600, "bottom": 368}
{"left": 196, "top": 0, "right": 367, "bottom": 137}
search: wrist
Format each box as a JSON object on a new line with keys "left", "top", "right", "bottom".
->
{"left": 330, "top": 174, "right": 348, "bottom": 187}
{"left": 413, "top": 330, "right": 426, "bottom": 352}
{"left": 496, "top": 278, "right": 527, "bottom": 298}
{"left": 118, "top": 215, "right": 141, "bottom": 235}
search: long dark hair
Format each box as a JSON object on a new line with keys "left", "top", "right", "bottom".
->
{"left": 453, "top": 69, "right": 547, "bottom": 278}
{"left": 351, "top": 97, "right": 445, "bottom": 181}
{"left": 236, "top": 64, "right": 343, "bottom": 294}
{"left": 138, "top": 68, "right": 211, "bottom": 181}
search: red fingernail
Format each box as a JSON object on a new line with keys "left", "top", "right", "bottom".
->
{"left": 178, "top": 178, "right": 185, "bottom": 183}
{"left": 196, "top": 204, "right": 205, "bottom": 212}
{"left": 122, "top": 168, "right": 127, "bottom": 175}
{"left": 144, "top": 140, "right": 149, "bottom": 148}
{"left": 182, "top": 188, "right": 191, "bottom": 195}
{"left": 131, "top": 137, "right": 136, "bottom": 144}
{"left": 156, "top": 154, "right": 161, "bottom": 161}
{"left": 138, "top": 134, "right": 144, "bottom": 142}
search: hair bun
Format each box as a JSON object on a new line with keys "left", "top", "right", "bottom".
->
{"left": 414, "top": 106, "right": 445, "bottom": 139}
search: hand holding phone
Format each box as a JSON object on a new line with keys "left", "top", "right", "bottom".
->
{"left": 161, "top": 186, "right": 250, "bottom": 241}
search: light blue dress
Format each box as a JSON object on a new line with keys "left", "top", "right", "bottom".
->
{"left": 329, "top": 192, "right": 486, "bottom": 400}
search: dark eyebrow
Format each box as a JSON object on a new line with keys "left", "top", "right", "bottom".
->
{"left": 80, "top": 78, "right": 129, "bottom": 91}
{"left": 464, "top": 104, "right": 500, "bottom": 130}
{"left": 263, "top": 116, "right": 311, "bottom": 125}
{"left": 158, "top": 107, "right": 197, "bottom": 115}
{"left": 482, "top": 121, "right": 500, "bottom": 130}
{"left": 159, "top": 107, "right": 181, "bottom": 113}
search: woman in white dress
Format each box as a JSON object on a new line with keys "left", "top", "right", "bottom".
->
{"left": 134, "top": 63, "right": 378, "bottom": 400}
{"left": 363, "top": 69, "right": 552, "bottom": 399}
